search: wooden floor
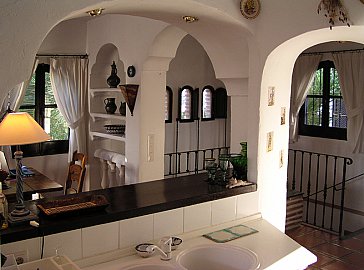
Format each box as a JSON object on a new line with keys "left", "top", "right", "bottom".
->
{"left": 286, "top": 225, "right": 364, "bottom": 270}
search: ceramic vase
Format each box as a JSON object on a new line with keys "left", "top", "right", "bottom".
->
{"left": 107, "top": 61, "right": 120, "bottom": 88}
{"left": 104, "top": 98, "right": 117, "bottom": 114}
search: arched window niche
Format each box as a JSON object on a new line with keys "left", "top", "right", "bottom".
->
{"left": 201, "top": 85, "right": 214, "bottom": 121}
{"left": 178, "top": 85, "right": 198, "bottom": 122}
{"left": 214, "top": 87, "right": 228, "bottom": 119}
{"left": 165, "top": 86, "right": 173, "bottom": 123}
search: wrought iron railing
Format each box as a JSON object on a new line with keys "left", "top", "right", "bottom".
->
{"left": 164, "top": 147, "right": 230, "bottom": 177}
{"left": 288, "top": 149, "right": 353, "bottom": 237}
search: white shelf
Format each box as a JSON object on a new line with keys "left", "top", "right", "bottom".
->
{"left": 90, "top": 88, "right": 121, "bottom": 97}
{"left": 90, "top": 112, "right": 126, "bottom": 121}
{"left": 90, "top": 131, "right": 126, "bottom": 142}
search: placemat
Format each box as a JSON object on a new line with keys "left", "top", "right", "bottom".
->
{"left": 203, "top": 224, "right": 258, "bottom": 243}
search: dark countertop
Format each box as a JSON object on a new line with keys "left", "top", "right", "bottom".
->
{"left": 1, "top": 173, "right": 257, "bottom": 244}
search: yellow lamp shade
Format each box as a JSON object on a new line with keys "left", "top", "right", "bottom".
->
{"left": 0, "top": 112, "right": 50, "bottom": 146}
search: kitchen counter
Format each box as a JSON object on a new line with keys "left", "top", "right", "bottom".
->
{"left": 80, "top": 217, "right": 316, "bottom": 270}
{"left": 1, "top": 173, "right": 257, "bottom": 244}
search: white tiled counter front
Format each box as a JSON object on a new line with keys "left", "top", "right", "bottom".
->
{"left": 80, "top": 218, "right": 316, "bottom": 270}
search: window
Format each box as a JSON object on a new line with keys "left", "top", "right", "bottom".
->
{"left": 299, "top": 60, "right": 347, "bottom": 140}
{"left": 178, "top": 85, "right": 199, "bottom": 122}
{"left": 17, "top": 63, "right": 69, "bottom": 157}
{"left": 214, "top": 87, "right": 228, "bottom": 119}
{"left": 201, "top": 86, "right": 214, "bottom": 121}
{"left": 165, "top": 86, "right": 173, "bottom": 123}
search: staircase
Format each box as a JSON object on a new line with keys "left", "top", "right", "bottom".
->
{"left": 286, "top": 149, "right": 363, "bottom": 238}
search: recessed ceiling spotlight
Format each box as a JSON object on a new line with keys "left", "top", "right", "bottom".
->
{"left": 182, "top": 16, "right": 198, "bottom": 23}
{"left": 87, "top": 8, "right": 104, "bottom": 17}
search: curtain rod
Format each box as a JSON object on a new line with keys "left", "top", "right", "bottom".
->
{"left": 301, "top": 48, "right": 364, "bottom": 56}
{"left": 36, "top": 54, "right": 88, "bottom": 58}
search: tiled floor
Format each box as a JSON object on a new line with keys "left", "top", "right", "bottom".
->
{"left": 286, "top": 225, "right": 364, "bottom": 270}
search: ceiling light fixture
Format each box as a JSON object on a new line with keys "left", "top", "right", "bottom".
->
{"left": 317, "top": 0, "right": 350, "bottom": 30}
{"left": 87, "top": 8, "right": 104, "bottom": 17}
{"left": 182, "top": 16, "right": 199, "bottom": 23}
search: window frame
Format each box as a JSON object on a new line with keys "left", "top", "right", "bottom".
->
{"left": 165, "top": 86, "right": 173, "bottom": 123}
{"left": 16, "top": 63, "right": 69, "bottom": 157}
{"left": 201, "top": 85, "right": 215, "bottom": 121}
{"left": 178, "top": 85, "right": 199, "bottom": 123}
{"left": 214, "top": 87, "right": 228, "bottom": 119}
{"left": 298, "top": 60, "right": 347, "bottom": 140}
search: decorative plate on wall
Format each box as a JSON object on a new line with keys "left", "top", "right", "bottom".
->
{"left": 240, "top": 0, "right": 261, "bottom": 19}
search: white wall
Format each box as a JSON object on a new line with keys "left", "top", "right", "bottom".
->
{"left": 2, "top": 0, "right": 364, "bottom": 234}
{"left": 86, "top": 14, "right": 168, "bottom": 186}
{"left": 166, "top": 35, "right": 227, "bottom": 156}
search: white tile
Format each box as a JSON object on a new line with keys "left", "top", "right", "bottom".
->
{"left": 211, "top": 196, "right": 237, "bottom": 225}
{"left": 44, "top": 229, "right": 82, "bottom": 261}
{"left": 153, "top": 208, "right": 183, "bottom": 239}
{"left": 119, "top": 214, "right": 154, "bottom": 249}
{"left": 183, "top": 202, "right": 211, "bottom": 232}
{"left": 82, "top": 221, "right": 119, "bottom": 258}
{"left": 236, "top": 191, "right": 260, "bottom": 219}
{"left": 1, "top": 238, "right": 41, "bottom": 262}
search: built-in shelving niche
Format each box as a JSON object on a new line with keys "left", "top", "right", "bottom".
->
{"left": 89, "top": 43, "right": 126, "bottom": 154}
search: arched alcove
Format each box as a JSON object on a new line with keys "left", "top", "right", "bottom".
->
{"left": 90, "top": 43, "right": 125, "bottom": 88}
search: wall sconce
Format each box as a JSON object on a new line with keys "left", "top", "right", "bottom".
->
{"left": 119, "top": 84, "right": 139, "bottom": 116}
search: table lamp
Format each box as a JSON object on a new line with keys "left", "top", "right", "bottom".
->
{"left": 0, "top": 112, "right": 50, "bottom": 224}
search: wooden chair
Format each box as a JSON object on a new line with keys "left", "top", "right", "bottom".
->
{"left": 64, "top": 151, "right": 86, "bottom": 195}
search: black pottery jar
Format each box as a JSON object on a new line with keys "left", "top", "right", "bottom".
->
{"left": 119, "top": 101, "right": 126, "bottom": 116}
{"left": 104, "top": 98, "right": 117, "bottom": 114}
{"left": 107, "top": 61, "right": 121, "bottom": 88}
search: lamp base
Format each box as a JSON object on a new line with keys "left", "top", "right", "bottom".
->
{"left": 8, "top": 205, "right": 38, "bottom": 225}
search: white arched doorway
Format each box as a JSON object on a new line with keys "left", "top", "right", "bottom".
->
{"left": 258, "top": 26, "right": 364, "bottom": 231}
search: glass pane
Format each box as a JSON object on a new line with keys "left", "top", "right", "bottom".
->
{"left": 165, "top": 90, "right": 169, "bottom": 121}
{"left": 330, "top": 68, "right": 341, "bottom": 96}
{"left": 45, "top": 108, "right": 68, "bottom": 140}
{"left": 18, "top": 108, "right": 35, "bottom": 118}
{"left": 308, "top": 68, "right": 323, "bottom": 96}
{"left": 22, "top": 75, "right": 36, "bottom": 106}
{"left": 181, "top": 89, "right": 191, "bottom": 120}
{"left": 45, "top": 72, "right": 56, "bottom": 105}
{"left": 202, "top": 89, "right": 212, "bottom": 119}
{"left": 329, "top": 97, "right": 347, "bottom": 128}
{"left": 304, "top": 97, "right": 323, "bottom": 126}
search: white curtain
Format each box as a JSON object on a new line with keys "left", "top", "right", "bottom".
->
{"left": 0, "top": 59, "right": 38, "bottom": 168}
{"left": 1, "top": 59, "right": 39, "bottom": 114}
{"left": 290, "top": 54, "right": 322, "bottom": 142}
{"left": 333, "top": 51, "right": 364, "bottom": 153}
{"left": 50, "top": 58, "right": 89, "bottom": 161}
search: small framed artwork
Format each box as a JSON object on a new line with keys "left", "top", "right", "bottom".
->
{"left": 280, "top": 107, "right": 286, "bottom": 125}
{"left": 279, "top": 149, "right": 284, "bottom": 168}
{"left": 268, "top": 87, "right": 275, "bottom": 106}
{"left": 267, "top": 131, "right": 273, "bottom": 152}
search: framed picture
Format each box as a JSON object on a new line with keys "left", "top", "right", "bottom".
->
{"left": 281, "top": 107, "right": 286, "bottom": 125}
{"left": 240, "top": 0, "right": 261, "bottom": 19}
{"left": 267, "top": 131, "right": 273, "bottom": 152}
{"left": 268, "top": 86, "right": 275, "bottom": 106}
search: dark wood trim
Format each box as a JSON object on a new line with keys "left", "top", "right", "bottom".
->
{"left": 201, "top": 85, "right": 215, "bottom": 121}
